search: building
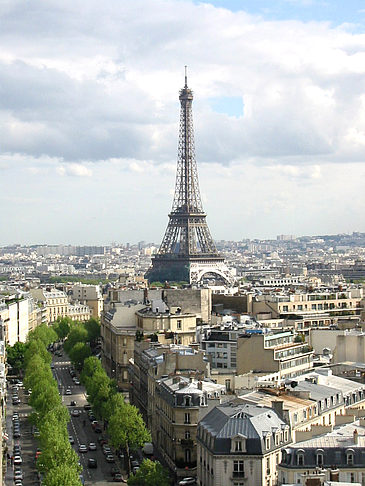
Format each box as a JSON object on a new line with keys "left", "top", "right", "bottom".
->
{"left": 278, "top": 420, "right": 365, "bottom": 485}
{"left": 69, "top": 284, "right": 103, "bottom": 318}
{"left": 0, "top": 295, "right": 30, "bottom": 345}
{"left": 136, "top": 304, "right": 197, "bottom": 346}
{"left": 155, "top": 376, "right": 226, "bottom": 480}
{"left": 237, "top": 331, "right": 314, "bottom": 381}
{"left": 101, "top": 302, "right": 145, "bottom": 389}
{"left": 197, "top": 402, "right": 291, "bottom": 486}
{"left": 333, "top": 331, "right": 365, "bottom": 364}
{"left": 30, "top": 288, "right": 91, "bottom": 323}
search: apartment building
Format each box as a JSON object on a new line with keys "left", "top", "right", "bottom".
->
{"left": 278, "top": 420, "right": 365, "bottom": 485}
{"left": 30, "top": 289, "right": 69, "bottom": 323}
{"left": 155, "top": 376, "right": 225, "bottom": 480}
{"left": 130, "top": 341, "right": 210, "bottom": 426}
{"left": 136, "top": 303, "right": 197, "bottom": 346}
{"left": 248, "top": 289, "right": 362, "bottom": 332}
{"left": 197, "top": 402, "right": 291, "bottom": 486}
{"left": 69, "top": 284, "right": 103, "bottom": 318}
{"left": 101, "top": 302, "right": 145, "bottom": 389}
{"left": 0, "top": 296, "right": 30, "bottom": 345}
{"left": 236, "top": 331, "right": 314, "bottom": 381}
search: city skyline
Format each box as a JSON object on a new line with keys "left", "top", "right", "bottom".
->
{"left": 1, "top": 0, "right": 365, "bottom": 244}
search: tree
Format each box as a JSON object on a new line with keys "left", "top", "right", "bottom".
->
{"left": 6, "top": 341, "right": 29, "bottom": 374}
{"left": 84, "top": 318, "right": 100, "bottom": 343}
{"left": 53, "top": 317, "right": 73, "bottom": 340}
{"left": 29, "top": 324, "right": 58, "bottom": 347}
{"left": 24, "top": 339, "right": 52, "bottom": 366}
{"left": 108, "top": 403, "right": 151, "bottom": 475}
{"left": 69, "top": 342, "right": 91, "bottom": 370}
{"left": 80, "top": 356, "right": 103, "bottom": 386}
{"left": 43, "top": 465, "right": 82, "bottom": 486}
{"left": 64, "top": 325, "right": 88, "bottom": 353}
{"left": 127, "top": 459, "right": 170, "bottom": 486}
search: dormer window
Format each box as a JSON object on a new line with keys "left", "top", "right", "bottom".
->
{"left": 235, "top": 441, "right": 243, "bottom": 452}
{"left": 184, "top": 395, "right": 191, "bottom": 406}
{"left": 266, "top": 437, "right": 270, "bottom": 450}
{"left": 316, "top": 450, "right": 324, "bottom": 467}
{"left": 346, "top": 450, "right": 354, "bottom": 466}
{"left": 297, "top": 451, "right": 304, "bottom": 466}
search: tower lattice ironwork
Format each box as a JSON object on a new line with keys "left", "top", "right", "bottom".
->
{"left": 146, "top": 70, "right": 234, "bottom": 285}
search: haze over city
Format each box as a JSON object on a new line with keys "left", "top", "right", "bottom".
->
{"left": 1, "top": 0, "right": 365, "bottom": 245}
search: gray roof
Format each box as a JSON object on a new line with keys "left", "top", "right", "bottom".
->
{"left": 198, "top": 402, "right": 289, "bottom": 455}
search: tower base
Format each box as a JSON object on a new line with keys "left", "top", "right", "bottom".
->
{"left": 146, "top": 255, "right": 235, "bottom": 286}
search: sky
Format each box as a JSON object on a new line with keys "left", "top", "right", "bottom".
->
{"left": 1, "top": 0, "right": 365, "bottom": 245}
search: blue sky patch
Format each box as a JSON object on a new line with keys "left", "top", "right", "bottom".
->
{"left": 209, "top": 96, "right": 244, "bottom": 117}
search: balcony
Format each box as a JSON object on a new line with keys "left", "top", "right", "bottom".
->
{"left": 232, "top": 471, "right": 245, "bottom": 479}
{"left": 180, "top": 439, "right": 194, "bottom": 447}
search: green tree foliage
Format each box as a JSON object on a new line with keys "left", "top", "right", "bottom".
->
{"left": 53, "top": 317, "right": 73, "bottom": 340}
{"left": 64, "top": 324, "right": 88, "bottom": 353}
{"left": 86, "top": 369, "right": 115, "bottom": 419}
{"left": 108, "top": 402, "right": 151, "bottom": 469}
{"left": 127, "top": 459, "right": 170, "bottom": 486}
{"left": 80, "top": 356, "right": 103, "bottom": 386}
{"left": 84, "top": 318, "right": 100, "bottom": 343}
{"left": 6, "top": 341, "right": 29, "bottom": 373}
{"left": 24, "top": 339, "right": 52, "bottom": 367}
{"left": 43, "top": 464, "right": 82, "bottom": 486}
{"left": 28, "top": 323, "right": 58, "bottom": 347}
{"left": 69, "top": 342, "right": 91, "bottom": 370}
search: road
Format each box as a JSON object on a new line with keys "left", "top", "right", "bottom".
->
{"left": 52, "top": 352, "right": 126, "bottom": 485}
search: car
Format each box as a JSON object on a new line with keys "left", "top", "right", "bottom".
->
{"left": 112, "top": 473, "right": 125, "bottom": 482}
{"left": 50, "top": 364, "right": 55, "bottom": 369}
{"left": 88, "top": 442, "right": 97, "bottom": 451}
{"left": 111, "top": 466, "right": 121, "bottom": 477}
{"left": 87, "top": 458, "right": 97, "bottom": 468}
{"left": 69, "top": 436, "right": 75, "bottom": 445}
{"left": 178, "top": 478, "right": 197, "bottom": 486}
{"left": 102, "top": 445, "right": 111, "bottom": 455}
{"left": 74, "top": 380, "right": 80, "bottom": 385}
{"left": 13, "top": 445, "right": 21, "bottom": 454}
{"left": 70, "top": 400, "right": 77, "bottom": 406}
{"left": 16, "top": 381, "right": 23, "bottom": 387}
{"left": 13, "top": 431, "right": 21, "bottom": 438}
{"left": 78, "top": 444, "right": 87, "bottom": 453}
{"left": 14, "top": 470, "right": 23, "bottom": 480}
{"left": 13, "top": 455, "right": 22, "bottom": 465}
{"left": 71, "top": 409, "right": 80, "bottom": 417}
{"left": 12, "top": 414, "right": 19, "bottom": 420}
{"left": 94, "top": 426, "right": 102, "bottom": 433}
{"left": 132, "top": 466, "right": 140, "bottom": 475}
{"left": 106, "top": 454, "right": 115, "bottom": 463}
{"left": 14, "top": 481, "right": 23, "bottom": 486}
{"left": 84, "top": 403, "right": 92, "bottom": 411}
{"left": 65, "top": 388, "right": 72, "bottom": 395}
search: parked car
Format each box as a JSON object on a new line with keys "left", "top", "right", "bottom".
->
{"left": 69, "top": 436, "right": 75, "bottom": 445}
{"left": 88, "top": 442, "right": 97, "bottom": 451}
{"left": 106, "top": 454, "right": 115, "bottom": 463}
{"left": 78, "top": 444, "right": 88, "bottom": 453}
{"left": 13, "top": 455, "right": 22, "bottom": 465}
{"left": 178, "top": 479, "right": 197, "bottom": 486}
{"left": 87, "top": 458, "right": 97, "bottom": 468}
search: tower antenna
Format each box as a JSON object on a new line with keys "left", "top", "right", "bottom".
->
{"left": 184, "top": 65, "right": 188, "bottom": 88}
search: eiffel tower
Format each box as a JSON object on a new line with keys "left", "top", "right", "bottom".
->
{"left": 146, "top": 70, "right": 234, "bottom": 286}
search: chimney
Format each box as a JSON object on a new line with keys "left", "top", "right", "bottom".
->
{"left": 329, "top": 469, "right": 339, "bottom": 482}
{"left": 271, "top": 400, "right": 284, "bottom": 418}
{"left": 198, "top": 381, "right": 203, "bottom": 390}
{"left": 354, "top": 428, "right": 359, "bottom": 445}
{"left": 143, "top": 288, "right": 148, "bottom": 305}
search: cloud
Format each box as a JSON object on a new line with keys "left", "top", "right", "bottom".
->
{"left": 56, "top": 163, "right": 93, "bottom": 177}
{"left": 1, "top": 0, "right": 365, "bottom": 242}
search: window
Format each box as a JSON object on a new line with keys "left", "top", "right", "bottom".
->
{"left": 235, "top": 441, "right": 242, "bottom": 452}
{"left": 284, "top": 430, "right": 289, "bottom": 442}
{"left": 316, "top": 452, "right": 324, "bottom": 466}
{"left": 266, "top": 437, "right": 270, "bottom": 450}
{"left": 185, "top": 449, "right": 191, "bottom": 463}
{"left": 184, "top": 395, "right": 191, "bottom": 406}
{"left": 297, "top": 452, "right": 304, "bottom": 466}
{"left": 233, "top": 460, "right": 244, "bottom": 478}
{"left": 266, "top": 457, "right": 270, "bottom": 474}
{"left": 184, "top": 413, "right": 190, "bottom": 424}
{"left": 177, "top": 320, "right": 182, "bottom": 329}
{"left": 347, "top": 452, "right": 354, "bottom": 466}
{"left": 185, "top": 430, "right": 190, "bottom": 439}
